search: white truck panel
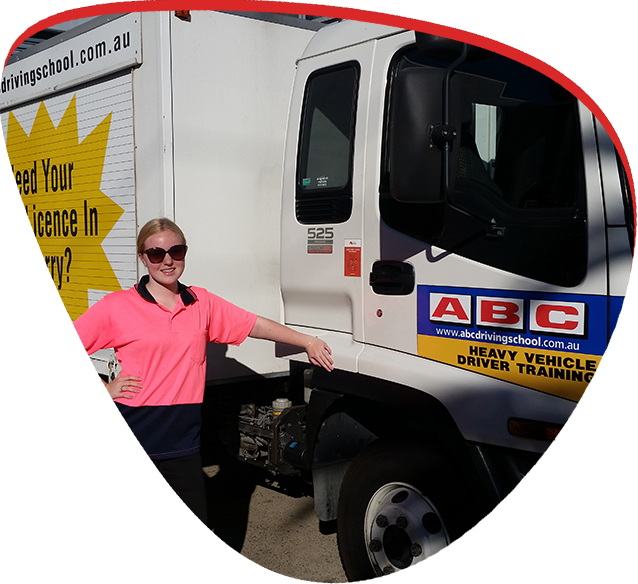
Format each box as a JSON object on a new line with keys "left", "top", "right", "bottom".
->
{"left": 356, "top": 342, "right": 576, "bottom": 453}
{"left": 169, "top": 12, "right": 318, "bottom": 379}
{"left": 131, "top": 12, "right": 176, "bottom": 226}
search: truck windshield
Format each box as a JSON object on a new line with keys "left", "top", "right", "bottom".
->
{"left": 380, "top": 15, "right": 592, "bottom": 287}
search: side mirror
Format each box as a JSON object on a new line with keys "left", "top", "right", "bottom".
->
{"left": 388, "top": 33, "right": 490, "bottom": 205}
{"left": 415, "top": 8, "right": 496, "bottom": 63}
{"left": 388, "top": 67, "right": 461, "bottom": 203}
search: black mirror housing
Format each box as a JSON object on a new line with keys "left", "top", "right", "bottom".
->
{"left": 388, "top": 67, "right": 461, "bottom": 204}
{"left": 415, "top": 8, "right": 496, "bottom": 63}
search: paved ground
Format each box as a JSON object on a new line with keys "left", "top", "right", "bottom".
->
{"left": 0, "top": 441, "right": 347, "bottom": 584}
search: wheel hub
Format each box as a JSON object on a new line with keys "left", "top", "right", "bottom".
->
{"left": 364, "top": 482, "right": 449, "bottom": 575}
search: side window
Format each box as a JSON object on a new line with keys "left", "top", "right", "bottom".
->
{"left": 381, "top": 48, "right": 587, "bottom": 287}
{"left": 296, "top": 62, "right": 359, "bottom": 224}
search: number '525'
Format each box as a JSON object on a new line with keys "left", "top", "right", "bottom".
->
{"left": 308, "top": 227, "right": 334, "bottom": 240}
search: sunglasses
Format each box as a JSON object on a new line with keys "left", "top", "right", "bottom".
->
{"left": 142, "top": 244, "right": 188, "bottom": 264}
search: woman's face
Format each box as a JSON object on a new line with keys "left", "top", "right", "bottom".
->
{"left": 138, "top": 229, "right": 186, "bottom": 290}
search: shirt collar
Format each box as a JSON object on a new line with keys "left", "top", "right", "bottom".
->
{"left": 135, "top": 275, "right": 197, "bottom": 306}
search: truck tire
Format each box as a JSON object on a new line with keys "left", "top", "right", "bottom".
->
{"left": 0, "top": 371, "right": 41, "bottom": 459}
{"left": 337, "top": 440, "right": 477, "bottom": 580}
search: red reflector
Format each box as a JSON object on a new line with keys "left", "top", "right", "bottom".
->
{"left": 508, "top": 418, "right": 563, "bottom": 441}
{"left": 175, "top": 11, "right": 191, "bottom": 22}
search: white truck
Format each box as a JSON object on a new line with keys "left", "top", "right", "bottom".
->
{"left": 2, "top": 10, "right": 634, "bottom": 581}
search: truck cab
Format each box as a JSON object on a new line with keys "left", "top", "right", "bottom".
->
{"left": 276, "top": 22, "right": 633, "bottom": 579}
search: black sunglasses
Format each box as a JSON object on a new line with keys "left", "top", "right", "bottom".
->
{"left": 142, "top": 244, "right": 188, "bottom": 264}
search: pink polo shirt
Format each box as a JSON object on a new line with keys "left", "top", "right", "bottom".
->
{"left": 55, "top": 276, "right": 257, "bottom": 458}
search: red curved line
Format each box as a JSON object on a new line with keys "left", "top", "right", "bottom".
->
{"left": 3, "top": 0, "right": 636, "bottom": 230}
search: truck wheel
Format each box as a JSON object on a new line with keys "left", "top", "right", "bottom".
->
{"left": 0, "top": 372, "right": 40, "bottom": 459}
{"left": 337, "top": 440, "right": 476, "bottom": 580}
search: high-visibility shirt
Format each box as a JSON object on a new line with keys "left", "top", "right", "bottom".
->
{"left": 74, "top": 275, "right": 257, "bottom": 459}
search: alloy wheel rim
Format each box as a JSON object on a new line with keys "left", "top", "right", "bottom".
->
{"left": 365, "top": 483, "right": 452, "bottom": 584}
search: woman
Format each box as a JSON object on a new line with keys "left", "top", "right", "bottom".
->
{"left": 74, "top": 218, "right": 333, "bottom": 524}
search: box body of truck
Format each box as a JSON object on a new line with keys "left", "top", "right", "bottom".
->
{"left": 0, "top": 12, "right": 314, "bottom": 448}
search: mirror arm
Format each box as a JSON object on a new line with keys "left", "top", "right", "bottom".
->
{"left": 441, "top": 43, "right": 469, "bottom": 199}
{"left": 438, "top": 45, "right": 506, "bottom": 240}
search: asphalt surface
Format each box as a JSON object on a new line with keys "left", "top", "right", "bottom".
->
{"left": 0, "top": 439, "right": 347, "bottom": 584}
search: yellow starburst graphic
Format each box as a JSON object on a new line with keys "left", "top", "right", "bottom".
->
{"left": 6, "top": 95, "right": 124, "bottom": 320}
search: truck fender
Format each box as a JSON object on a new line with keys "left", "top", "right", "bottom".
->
{"left": 310, "top": 409, "right": 378, "bottom": 522}
{"left": 305, "top": 369, "right": 498, "bottom": 519}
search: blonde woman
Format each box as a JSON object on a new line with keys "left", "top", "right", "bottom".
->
{"left": 74, "top": 218, "right": 333, "bottom": 523}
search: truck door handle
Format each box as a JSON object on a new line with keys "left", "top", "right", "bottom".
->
{"left": 369, "top": 261, "right": 415, "bottom": 295}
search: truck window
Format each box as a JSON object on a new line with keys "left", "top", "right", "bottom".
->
{"left": 381, "top": 47, "right": 587, "bottom": 287}
{"left": 296, "top": 62, "right": 359, "bottom": 224}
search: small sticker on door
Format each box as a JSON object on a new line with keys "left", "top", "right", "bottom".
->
{"left": 345, "top": 239, "right": 361, "bottom": 277}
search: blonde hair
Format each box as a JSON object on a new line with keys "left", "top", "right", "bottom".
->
{"left": 137, "top": 218, "right": 187, "bottom": 254}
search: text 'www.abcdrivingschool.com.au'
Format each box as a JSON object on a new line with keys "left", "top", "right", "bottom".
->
{"left": 2, "top": 30, "right": 133, "bottom": 95}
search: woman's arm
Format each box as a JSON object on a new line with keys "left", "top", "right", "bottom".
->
{"left": 49, "top": 341, "right": 142, "bottom": 401}
{"left": 249, "top": 316, "right": 334, "bottom": 371}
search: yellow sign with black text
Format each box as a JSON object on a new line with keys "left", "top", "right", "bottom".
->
{"left": 418, "top": 336, "right": 599, "bottom": 402}
{"left": 3, "top": 76, "right": 137, "bottom": 319}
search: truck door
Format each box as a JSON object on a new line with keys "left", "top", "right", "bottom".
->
{"left": 361, "top": 37, "right": 612, "bottom": 405}
{"left": 281, "top": 34, "right": 377, "bottom": 369}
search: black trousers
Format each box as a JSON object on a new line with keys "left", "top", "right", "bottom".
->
{"left": 99, "top": 454, "right": 208, "bottom": 584}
